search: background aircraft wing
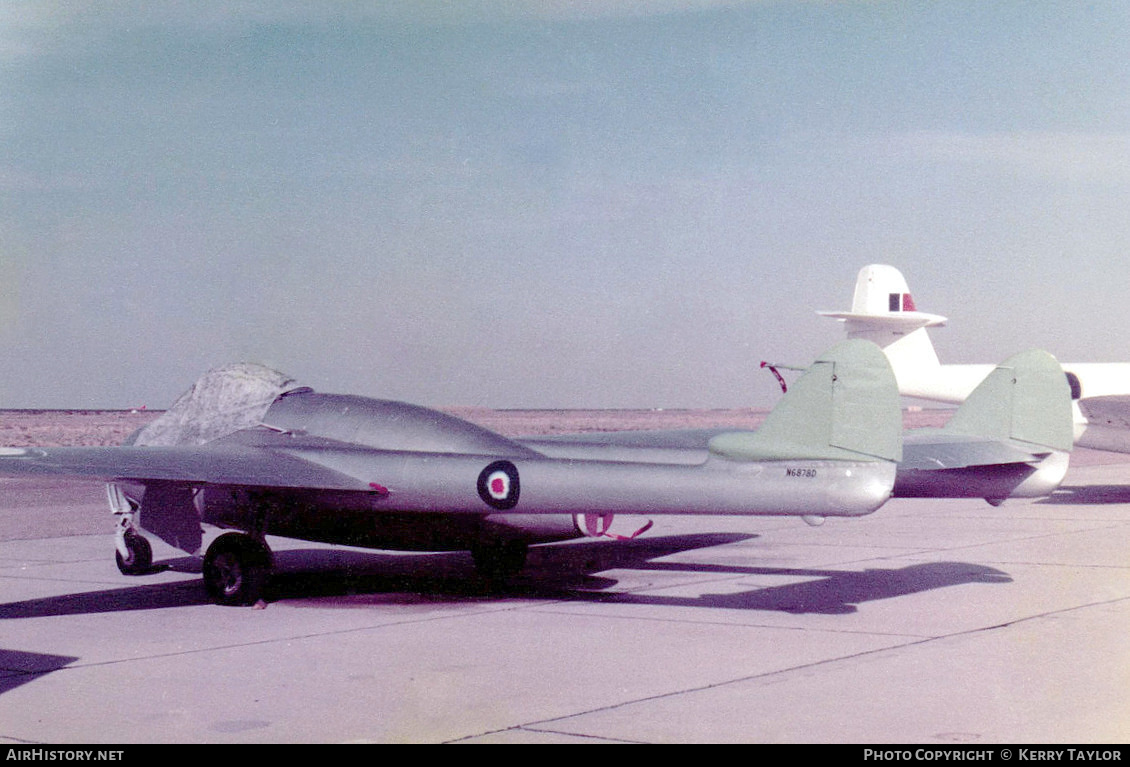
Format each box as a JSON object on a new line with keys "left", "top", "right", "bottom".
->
{"left": 1077, "top": 395, "right": 1130, "bottom": 430}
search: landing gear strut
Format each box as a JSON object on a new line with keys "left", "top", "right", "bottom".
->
{"left": 202, "top": 533, "right": 273, "bottom": 606}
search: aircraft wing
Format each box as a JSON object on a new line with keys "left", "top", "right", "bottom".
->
{"left": 1077, "top": 395, "right": 1130, "bottom": 430}
{"left": 0, "top": 438, "right": 373, "bottom": 492}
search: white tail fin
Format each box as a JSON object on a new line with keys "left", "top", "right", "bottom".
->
{"left": 818, "top": 265, "right": 951, "bottom": 397}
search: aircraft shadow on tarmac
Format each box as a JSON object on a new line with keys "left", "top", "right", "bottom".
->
{"left": 0, "top": 649, "right": 80, "bottom": 696}
{"left": 1038, "top": 484, "right": 1130, "bottom": 505}
{"left": 0, "top": 533, "right": 1011, "bottom": 619}
{"left": 583, "top": 560, "right": 1011, "bottom": 615}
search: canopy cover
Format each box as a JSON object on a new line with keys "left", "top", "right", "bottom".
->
{"left": 129, "top": 363, "right": 305, "bottom": 447}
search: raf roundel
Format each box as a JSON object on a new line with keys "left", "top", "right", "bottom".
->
{"left": 477, "top": 460, "right": 520, "bottom": 510}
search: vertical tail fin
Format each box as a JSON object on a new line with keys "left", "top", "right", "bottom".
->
{"left": 944, "top": 349, "right": 1074, "bottom": 453}
{"left": 818, "top": 264, "right": 949, "bottom": 396}
{"left": 709, "top": 339, "right": 902, "bottom": 462}
{"left": 847, "top": 263, "right": 924, "bottom": 316}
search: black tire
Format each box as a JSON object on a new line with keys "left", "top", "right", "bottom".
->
{"left": 202, "top": 533, "right": 273, "bottom": 606}
{"left": 471, "top": 539, "right": 528, "bottom": 584}
{"left": 115, "top": 532, "right": 153, "bottom": 575}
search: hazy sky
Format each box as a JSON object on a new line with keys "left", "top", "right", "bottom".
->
{"left": 3, "top": 1, "right": 1129, "bottom": 408}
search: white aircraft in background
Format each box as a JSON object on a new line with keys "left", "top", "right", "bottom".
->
{"left": 819, "top": 264, "right": 1130, "bottom": 454}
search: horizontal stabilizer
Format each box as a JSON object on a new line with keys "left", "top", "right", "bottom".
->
{"left": 899, "top": 433, "right": 1052, "bottom": 472}
{"left": 817, "top": 264, "right": 948, "bottom": 334}
{"left": 709, "top": 339, "right": 901, "bottom": 463}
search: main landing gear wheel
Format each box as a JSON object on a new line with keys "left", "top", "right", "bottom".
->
{"left": 471, "top": 540, "right": 528, "bottom": 585}
{"left": 202, "top": 533, "right": 273, "bottom": 606}
{"left": 115, "top": 531, "right": 153, "bottom": 575}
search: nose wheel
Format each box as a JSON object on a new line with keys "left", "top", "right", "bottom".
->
{"left": 115, "top": 531, "right": 153, "bottom": 575}
{"left": 202, "top": 533, "right": 273, "bottom": 606}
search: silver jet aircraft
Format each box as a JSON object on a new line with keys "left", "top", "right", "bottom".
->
{"left": 0, "top": 339, "right": 1070, "bottom": 605}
